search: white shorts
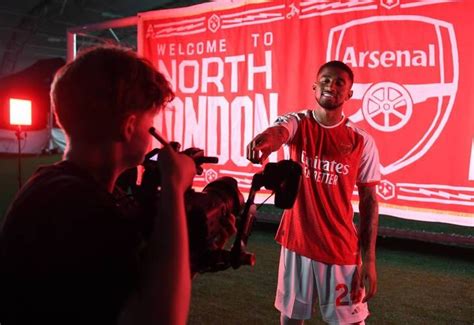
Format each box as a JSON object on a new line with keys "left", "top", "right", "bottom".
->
{"left": 274, "top": 247, "right": 369, "bottom": 324}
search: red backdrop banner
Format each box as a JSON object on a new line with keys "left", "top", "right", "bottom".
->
{"left": 138, "top": 0, "right": 474, "bottom": 226}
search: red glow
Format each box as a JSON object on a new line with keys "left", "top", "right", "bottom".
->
{"left": 9, "top": 98, "right": 32, "bottom": 126}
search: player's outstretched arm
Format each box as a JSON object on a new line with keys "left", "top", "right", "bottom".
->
{"left": 246, "top": 126, "right": 289, "bottom": 164}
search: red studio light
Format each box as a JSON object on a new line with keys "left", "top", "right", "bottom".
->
{"left": 9, "top": 98, "right": 32, "bottom": 126}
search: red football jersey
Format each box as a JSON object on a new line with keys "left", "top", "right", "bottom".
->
{"left": 274, "top": 110, "right": 380, "bottom": 265}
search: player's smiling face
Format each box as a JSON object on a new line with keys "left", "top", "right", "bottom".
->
{"left": 313, "top": 66, "right": 353, "bottom": 110}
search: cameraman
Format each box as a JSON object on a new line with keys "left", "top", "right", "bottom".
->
{"left": 0, "top": 46, "right": 195, "bottom": 324}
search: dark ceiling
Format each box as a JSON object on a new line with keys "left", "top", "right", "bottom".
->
{"left": 0, "top": 0, "right": 210, "bottom": 77}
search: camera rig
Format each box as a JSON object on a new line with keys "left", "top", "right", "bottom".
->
{"left": 139, "top": 128, "right": 302, "bottom": 274}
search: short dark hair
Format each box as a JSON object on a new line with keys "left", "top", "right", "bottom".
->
{"left": 51, "top": 45, "right": 174, "bottom": 141}
{"left": 317, "top": 60, "right": 354, "bottom": 84}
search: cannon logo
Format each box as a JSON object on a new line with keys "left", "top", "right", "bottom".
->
{"left": 327, "top": 15, "right": 459, "bottom": 175}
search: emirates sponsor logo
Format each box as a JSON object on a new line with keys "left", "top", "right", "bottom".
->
{"left": 300, "top": 150, "right": 350, "bottom": 185}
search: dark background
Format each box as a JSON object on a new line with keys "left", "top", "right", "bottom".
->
{"left": 0, "top": 0, "right": 212, "bottom": 77}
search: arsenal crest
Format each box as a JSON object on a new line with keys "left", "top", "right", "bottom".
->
{"left": 327, "top": 16, "right": 458, "bottom": 175}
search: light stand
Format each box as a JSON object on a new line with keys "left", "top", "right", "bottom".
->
{"left": 9, "top": 98, "right": 32, "bottom": 190}
{"left": 14, "top": 125, "right": 25, "bottom": 189}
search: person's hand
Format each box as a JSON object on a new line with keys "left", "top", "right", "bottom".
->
{"left": 361, "top": 260, "right": 377, "bottom": 302}
{"left": 246, "top": 126, "right": 289, "bottom": 164}
{"left": 210, "top": 213, "right": 237, "bottom": 250}
{"left": 182, "top": 147, "right": 205, "bottom": 175}
{"left": 157, "top": 144, "right": 196, "bottom": 192}
{"left": 351, "top": 261, "right": 377, "bottom": 303}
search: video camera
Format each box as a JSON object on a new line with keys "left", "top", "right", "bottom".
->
{"left": 138, "top": 128, "right": 302, "bottom": 274}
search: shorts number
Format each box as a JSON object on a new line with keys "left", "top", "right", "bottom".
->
{"left": 335, "top": 284, "right": 350, "bottom": 306}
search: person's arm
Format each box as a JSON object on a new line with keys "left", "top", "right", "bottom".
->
{"left": 246, "top": 125, "right": 290, "bottom": 164}
{"left": 352, "top": 185, "right": 379, "bottom": 303}
{"left": 120, "top": 145, "right": 195, "bottom": 325}
{"left": 247, "top": 111, "right": 308, "bottom": 164}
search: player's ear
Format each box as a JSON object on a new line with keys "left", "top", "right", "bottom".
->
{"left": 347, "top": 90, "right": 353, "bottom": 100}
{"left": 312, "top": 83, "right": 317, "bottom": 90}
{"left": 121, "top": 114, "right": 137, "bottom": 142}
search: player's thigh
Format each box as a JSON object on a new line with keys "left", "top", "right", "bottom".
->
{"left": 312, "top": 262, "right": 369, "bottom": 324}
{"left": 275, "top": 247, "right": 316, "bottom": 320}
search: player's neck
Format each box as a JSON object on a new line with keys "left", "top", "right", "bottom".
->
{"left": 313, "top": 107, "right": 344, "bottom": 126}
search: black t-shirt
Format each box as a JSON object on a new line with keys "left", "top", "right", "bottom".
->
{"left": 0, "top": 161, "right": 147, "bottom": 324}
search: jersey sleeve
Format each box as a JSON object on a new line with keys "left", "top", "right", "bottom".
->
{"left": 357, "top": 131, "right": 381, "bottom": 186}
{"left": 273, "top": 110, "right": 309, "bottom": 142}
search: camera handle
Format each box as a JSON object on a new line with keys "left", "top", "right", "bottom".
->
{"left": 230, "top": 173, "right": 265, "bottom": 269}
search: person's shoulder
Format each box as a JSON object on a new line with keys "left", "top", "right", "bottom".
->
{"left": 31, "top": 160, "right": 95, "bottom": 189}
{"left": 345, "top": 119, "right": 376, "bottom": 142}
{"left": 10, "top": 161, "right": 101, "bottom": 211}
{"left": 276, "top": 109, "right": 312, "bottom": 123}
{"left": 295, "top": 109, "right": 313, "bottom": 120}
{"left": 2, "top": 161, "right": 120, "bottom": 234}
